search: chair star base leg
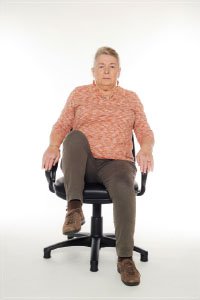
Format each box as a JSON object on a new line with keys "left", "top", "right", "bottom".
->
{"left": 134, "top": 245, "right": 148, "bottom": 262}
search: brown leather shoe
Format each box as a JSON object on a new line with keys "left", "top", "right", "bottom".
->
{"left": 62, "top": 208, "right": 85, "bottom": 235}
{"left": 117, "top": 258, "right": 141, "bottom": 286}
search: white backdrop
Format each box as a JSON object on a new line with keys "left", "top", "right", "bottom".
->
{"left": 0, "top": 0, "right": 200, "bottom": 298}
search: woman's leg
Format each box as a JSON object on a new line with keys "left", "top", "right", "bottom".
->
{"left": 61, "top": 129, "right": 99, "bottom": 234}
{"left": 96, "top": 159, "right": 137, "bottom": 257}
{"left": 61, "top": 130, "right": 99, "bottom": 204}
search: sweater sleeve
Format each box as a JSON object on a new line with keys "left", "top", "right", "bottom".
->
{"left": 51, "top": 88, "right": 76, "bottom": 144}
{"left": 132, "top": 92, "right": 154, "bottom": 145}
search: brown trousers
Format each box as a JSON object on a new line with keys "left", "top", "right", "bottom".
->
{"left": 61, "top": 130, "right": 137, "bottom": 257}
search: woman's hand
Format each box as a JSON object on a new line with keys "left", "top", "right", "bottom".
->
{"left": 136, "top": 147, "right": 154, "bottom": 173}
{"left": 42, "top": 145, "right": 60, "bottom": 171}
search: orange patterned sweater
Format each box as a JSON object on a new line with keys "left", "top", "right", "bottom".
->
{"left": 52, "top": 84, "right": 154, "bottom": 162}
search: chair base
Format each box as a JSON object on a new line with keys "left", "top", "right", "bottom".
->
{"left": 43, "top": 232, "right": 148, "bottom": 272}
{"left": 43, "top": 203, "right": 148, "bottom": 272}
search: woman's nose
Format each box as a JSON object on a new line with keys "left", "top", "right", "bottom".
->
{"left": 104, "top": 67, "right": 109, "bottom": 74}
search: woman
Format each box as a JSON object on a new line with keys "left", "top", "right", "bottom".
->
{"left": 42, "top": 46, "right": 154, "bottom": 286}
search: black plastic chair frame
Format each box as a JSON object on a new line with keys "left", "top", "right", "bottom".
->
{"left": 43, "top": 134, "right": 149, "bottom": 272}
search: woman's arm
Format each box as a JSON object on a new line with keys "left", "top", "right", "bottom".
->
{"left": 132, "top": 92, "right": 155, "bottom": 173}
{"left": 136, "top": 134, "right": 154, "bottom": 173}
{"left": 42, "top": 89, "right": 76, "bottom": 170}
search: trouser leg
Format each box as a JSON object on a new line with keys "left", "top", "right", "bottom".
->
{"left": 96, "top": 160, "right": 137, "bottom": 257}
{"left": 61, "top": 130, "right": 100, "bottom": 204}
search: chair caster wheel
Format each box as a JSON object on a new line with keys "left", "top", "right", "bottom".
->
{"left": 68, "top": 234, "right": 74, "bottom": 240}
{"left": 141, "top": 254, "right": 148, "bottom": 262}
{"left": 90, "top": 261, "right": 98, "bottom": 272}
{"left": 43, "top": 250, "right": 51, "bottom": 259}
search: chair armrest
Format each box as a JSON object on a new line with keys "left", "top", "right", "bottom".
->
{"left": 137, "top": 172, "right": 148, "bottom": 196}
{"left": 45, "top": 162, "right": 148, "bottom": 196}
{"left": 45, "top": 162, "right": 58, "bottom": 193}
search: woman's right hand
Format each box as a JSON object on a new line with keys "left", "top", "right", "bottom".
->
{"left": 42, "top": 145, "right": 60, "bottom": 171}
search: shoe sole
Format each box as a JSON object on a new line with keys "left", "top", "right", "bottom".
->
{"left": 117, "top": 266, "right": 140, "bottom": 286}
{"left": 62, "top": 219, "right": 85, "bottom": 235}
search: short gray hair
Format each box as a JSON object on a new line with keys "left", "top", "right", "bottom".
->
{"left": 94, "top": 46, "right": 120, "bottom": 65}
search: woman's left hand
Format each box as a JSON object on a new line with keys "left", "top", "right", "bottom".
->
{"left": 136, "top": 147, "right": 154, "bottom": 173}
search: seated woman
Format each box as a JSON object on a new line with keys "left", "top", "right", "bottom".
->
{"left": 42, "top": 46, "right": 154, "bottom": 286}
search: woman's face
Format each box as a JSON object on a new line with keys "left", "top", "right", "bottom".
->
{"left": 92, "top": 54, "right": 121, "bottom": 90}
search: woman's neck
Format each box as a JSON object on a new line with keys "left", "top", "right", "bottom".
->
{"left": 96, "top": 83, "right": 116, "bottom": 94}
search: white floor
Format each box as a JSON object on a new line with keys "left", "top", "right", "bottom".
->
{"left": 1, "top": 192, "right": 200, "bottom": 300}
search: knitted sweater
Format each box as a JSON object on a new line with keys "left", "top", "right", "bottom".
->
{"left": 52, "top": 84, "right": 154, "bottom": 162}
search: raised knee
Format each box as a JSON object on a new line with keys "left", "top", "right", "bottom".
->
{"left": 63, "top": 130, "right": 88, "bottom": 147}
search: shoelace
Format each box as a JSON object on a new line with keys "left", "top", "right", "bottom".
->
{"left": 65, "top": 209, "right": 81, "bottom": 224}
{"left": 123, "top": 260, "right": 138, "bottom": 275}
{"left": 66, "top": 214, "right": 77, "bottom": 224}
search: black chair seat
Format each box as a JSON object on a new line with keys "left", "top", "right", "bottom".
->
{"left": 54, "top": 177, "right": 139, "bottom": 204}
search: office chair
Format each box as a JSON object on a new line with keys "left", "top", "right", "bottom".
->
{"left": 43, "top": 133, "right": 148, "bottom": 272}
